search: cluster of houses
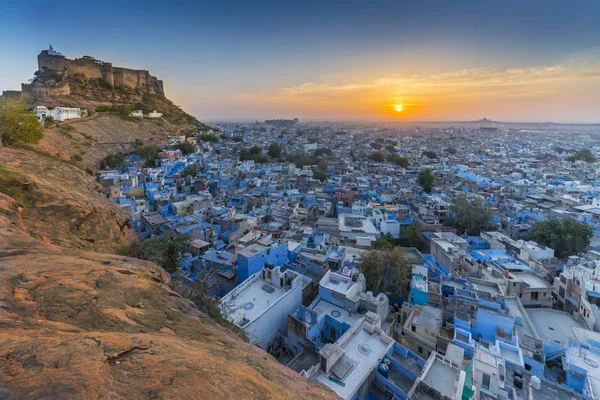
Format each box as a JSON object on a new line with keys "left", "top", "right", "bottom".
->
{"left": 96, "top": 121, "right": 600, "bottom": 400}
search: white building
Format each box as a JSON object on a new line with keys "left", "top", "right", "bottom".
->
{"left": 220, "top": 264, "right": 309, "bottom": 350}
{"left": 303, "top": 312, "right": 395, "bottom": 400}
{"left": 129, "top": 110, "right": 144, "bottom": 118}
{"left": 36, "top": 106, "right": 82, "bottom": 122}
{"left": 148, "top": 110, "right": 163, "bottom": 118}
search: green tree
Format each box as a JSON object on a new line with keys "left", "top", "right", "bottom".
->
{"left": 445, "top": 147, "right": 457, "bottom": 155}
{"left": 314, "top": 147, "right": 333, "bottom": 157}
{"left": 119, "top": 234, "right": 191, "bottom": 274}
{"left": 388, "top": 154, "right": 409, "bottom": 168}
{"left": 448, "top": 195, "right": 495, "bottom": 235}
{"left": 102, "top": 153, "right": 125, "bottom": 169}
{"left": 398, "top": 225, "right": 426, "bottom": 251}
{"left": 566, "top": 149, "right": 596, "bottom": 163}
{"left": 175, "top": 142, "right": 195, "bottom": 155}
{"left": 0, "top": 98, "right": 43, "bottom": 146}
{"left": 417, "top": 169, "right": 435, "bottom": 193}
{"left": 370, "top": 151, "right": 385, "bottom": 162}
{"left": 268, "top": 142, "right": 281, "bottom": 158}
{"left": 181, "top": 165, "right": 198, "bottom": 177}
{"left": 359, "top": 247, "right": 412, "bottom": 301}
{"left": 250, "top": 145, "right": 262, "bottom": 155}
{"left": 423, "top": 150, "right": 437, "bottom": 159}
{"left": 527, "top": 218, "right": 593, "bottom": 259}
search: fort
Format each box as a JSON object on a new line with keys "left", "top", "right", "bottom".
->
{"left": 6, "top": 45, "right": 165, "bottom": 99}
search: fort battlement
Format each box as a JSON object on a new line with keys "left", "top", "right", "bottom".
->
{"left": 36, "top": 48, "right": 164, "bottom": 95}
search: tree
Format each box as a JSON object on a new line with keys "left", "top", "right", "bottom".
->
{"left": 250, "top": 145, "right": 262, "bottom": 155}
{"left": 0, "top": 98, "right": 43, "bottom": 146}
{"left": 175, "top": 142, "right": 195, "bottom": 155}
{"left": 267, "top": 142, "right": 281, "bottom": 158}
{"left": 445, "top": 147, "right": 457, "bottom": 155}
{"left": 566, "top": 149, "right": 595, "bottom": 163}
{"left": 181, "top": 165, "right": 198, "bottom": 177}
{"left": 314, "top": 147, "right": 333, "bottom": 157}
{"left": 398, "top": 225, "right": 426, "bottom": 251}
{"left": 448, "top": 195, "right": 495, "bottom": 236}
{"left": 423, "top": 150, "right": 437, "bottom": 159}
{"left": 527, "top": 218, "right": 593, "bottom": 259}
{"left": 370, "top": 151, "right": 385, "bottom": 162}
{"left": 388, "top": 154, "right": 409, "bottom": 168}
{"left": 359, "top": 247, "right": 412, "bottom": 301}
{"left": 102, "top": 153, "right": 125, "bottom": 169}
{"left": 119, "top": 234, "right": 191, "bottom": 274}
{"left": 417, "top": 169, "right": 435, "bottom": 193}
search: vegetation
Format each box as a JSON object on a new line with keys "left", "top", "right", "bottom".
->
{"left": 359, "top": 247, "right": 412, "bottom": 301}
{"left": 174, "top": 142, "right": 195, "bottom": 155}
{"left": 101, "top": 153, "right": 125, "bottom": 169}
{"left": 199, "top": 133, "right": 219, "bottom": 142}
{"left": 0, "top": 165, "right": 41, "bottom": 207}
{"left": 527, "top": 218, "right": 593, "bottom": 258}
{"left": 448, "top": 195, "right": 495, "bottom": 236}
{"left": 445, "top": 147, "right": 457, "bottom": 155}
{"left": 370, "top": 151, "right": 385, "bottom": 162}
{"left": 0, "top": 98, "right": 43, "bottom": 146}
{"left": 417, "top": 168, "right": 435, "bottom": 193}
{"left": 268, "top": 142, "right": 281, "bottom": 158}
{"left": 314, "top": 147, "right": 333, "bottom": 157}
{"left": 240, "top": 147, "right": 268, "bottom": 163}
{"left": 312, "top": 159, "right": 328, "bottom": 182}
{"left": 388, "top": 154, "right": 409, "bottom": 168}
{"left": 118, "top": 234, "right": 190, "bottom": 274}
{"left": 566, "top": 149, "right": 596, "bottom": 163}
{"left": 423, "top": 150, "right": 438, "bottom": 159}
{"left": 181, "top": 165, "right": 199, "bottom": 177}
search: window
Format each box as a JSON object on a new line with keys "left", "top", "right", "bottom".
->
{"left": 424, "top": 328, "right": 429, "bottom": 335}
{"left": 482, "top": 373, "right": 491, "bottom": 390}
{"left": 531, "top": 292, "right": 539, "bottom": 301}
{"left": 559, "top": 287, "right": 565, "bottom": 298}
{"left": 411, "top": 325, "right": 416, "bottom": 332}
{"left": 418, "top": 346, "right": 423, "bottom": 354}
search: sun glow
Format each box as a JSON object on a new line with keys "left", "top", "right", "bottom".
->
{"left": 394, "top": 104, "right": 404, "bottom": 113}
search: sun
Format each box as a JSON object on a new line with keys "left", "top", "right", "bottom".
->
{"left": 394, "top": 104, "right": 404, "bottom": 113}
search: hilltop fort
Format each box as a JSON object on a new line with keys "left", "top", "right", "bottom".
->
{"left": 4, "top": 45, "right": 164, "bottom": 99}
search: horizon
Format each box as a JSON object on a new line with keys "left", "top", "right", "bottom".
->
{"left": 2, "top": 0, "right": 600, "bottom": 123}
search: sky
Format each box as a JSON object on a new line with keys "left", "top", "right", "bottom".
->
{"left": 1, "top": 0, "right": 600, "bottom": 123}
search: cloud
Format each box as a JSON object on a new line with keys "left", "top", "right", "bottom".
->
{"left": 226, "top": 60, "right": 600, "bottom": 121}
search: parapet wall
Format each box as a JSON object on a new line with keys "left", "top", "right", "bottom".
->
{"left": 37, "top": 51, "right": 164, "bottom": 95}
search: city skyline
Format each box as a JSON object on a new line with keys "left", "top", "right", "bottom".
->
{"left": 2, "top": 0, "right": 600, "bottom": 123}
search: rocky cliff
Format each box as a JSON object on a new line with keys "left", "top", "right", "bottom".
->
{"left": 0, "top": 137, "right": 337, "bottom": 400}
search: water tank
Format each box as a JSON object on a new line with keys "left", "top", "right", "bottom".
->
{"left": 367, "top": 291, "right": 374, "bottom": 301}
{"left": 378, "top": 363, "right": 389, "bottom": 378}
{"left": 531, "top": 376, "right": 541, "bottom": 390}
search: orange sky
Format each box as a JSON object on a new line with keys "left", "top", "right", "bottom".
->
{"left": 205, "top": 60, "right": 600, "bottom": 122}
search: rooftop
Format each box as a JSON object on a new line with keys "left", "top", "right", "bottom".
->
{"left": 526, "top": 308, "right": 587, "bottom": 344}
{"left": 315, "top": 324, "right": 391, "bottom": 399}
{"left": 512, "top": 272, "right": 552, "bottom": 289}
{"left": 312, "top": 298, "right": 362, "bottom": 327}
{"left": 221, "top": 273, "right": 294, "bottom": 326}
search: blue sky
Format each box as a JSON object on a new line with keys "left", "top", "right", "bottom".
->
{"left": 2, "top": 0, "right": 600, "bottom": 122}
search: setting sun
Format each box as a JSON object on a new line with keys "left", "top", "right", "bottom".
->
{"left": 394, "top": 104, "right": 404, "bottom": 113}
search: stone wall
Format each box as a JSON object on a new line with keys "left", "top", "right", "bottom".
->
{"left": 21, "top": 82, "right": 70, "bottom": 96}
{"left": 1, "top": 90, "right": 22, "bottom": 100}
{"left": 37, "top": 50, "right": 164, "bottom": 95}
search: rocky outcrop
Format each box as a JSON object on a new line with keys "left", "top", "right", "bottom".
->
{"left": 0, "top": 148, "right": 337, "bottom": 399}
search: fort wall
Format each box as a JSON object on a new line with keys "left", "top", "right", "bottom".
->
{"left": 36, "top": 51, "right": 163, "bottom": 95}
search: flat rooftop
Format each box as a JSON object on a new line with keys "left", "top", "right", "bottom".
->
{"left": 421, "top": 358, "right": 460, "bottom": 399}
{"left": 526, "top": 308, "right": 587, "bottom": 344}
{"left": 513, "top": 272, "right": 551, "bottom": 289}
{"left": 321, "top": 272, "right": 355, "bottom": 295}
{"left": 221, "top": 275, "right": 290, "bottom": 326}
{"left": 315, "top": 327, "right": 390, "bottom": 399}
{"left": 312, "top": 298, "right": 362, "bottom": 327}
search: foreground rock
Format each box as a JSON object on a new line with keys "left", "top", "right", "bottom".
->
{"left": 0, "top": 148, "right": 337, "bottom": 399}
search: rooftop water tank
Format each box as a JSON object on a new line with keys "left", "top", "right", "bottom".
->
{"left": 378, "top": 363, "right": 389, "bottom": 379}
{"left": 531, "top": 376, "right": 541, "bottom": 390}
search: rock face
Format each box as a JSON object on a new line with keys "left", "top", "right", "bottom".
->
{"left": 0, "top": 149, "right": 337, "bottom": 399}
{"left": 0, "top": 147, "right": 135, "bottom": 252}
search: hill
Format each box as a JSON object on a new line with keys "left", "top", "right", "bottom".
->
{"left": 0, "top": 144, "right": 336, "bottom": 400}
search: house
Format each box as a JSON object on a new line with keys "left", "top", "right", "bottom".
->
{"left": 220, "top": 264, "right": 309, "bottom": 350}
